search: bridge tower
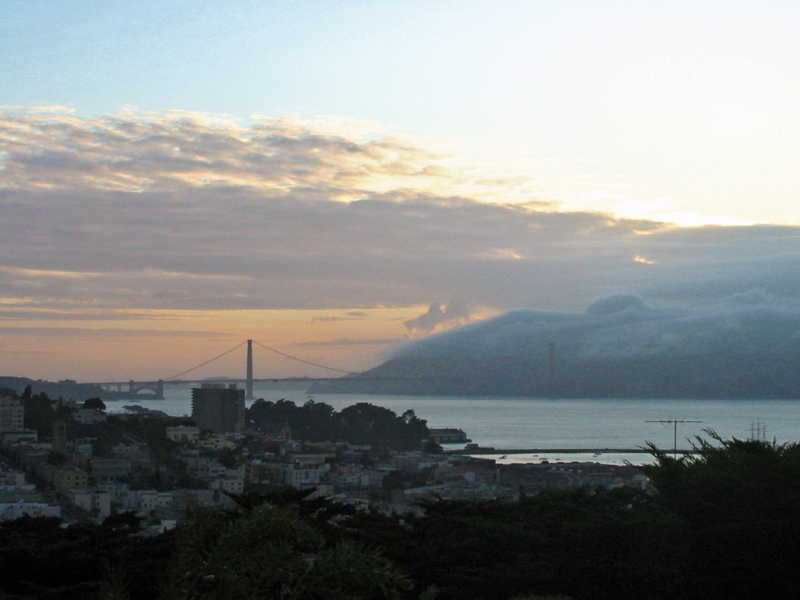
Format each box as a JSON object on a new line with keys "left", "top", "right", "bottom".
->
{"left": 246, "top": 339, "right": 254, "bottom": 400}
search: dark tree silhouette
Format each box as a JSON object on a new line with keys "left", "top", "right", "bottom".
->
{"left": 83, "top": 397, "right": 107, "bottom": 411}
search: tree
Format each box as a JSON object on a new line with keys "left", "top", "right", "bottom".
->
{"left": 340, "top": 403, "right": 428, "bottom": 449}
{"left": 247, "top": 400, "right": 428, "bottom": 450}
{"left": 161, "top": 503, "right": 410, "bottom": 599}
{"left": 84, "top": 397, "right": 107, "bottom": 410}
{"left": 350, "top": 488, "right": 688, "bottom": 600}
{"left": 644, "top": 432, "right": 800, "bottom": 599}
{"left": 0, "top": 515, "right": 171, "bottom": 600}
{"left": 23, "top": 391, "right": 55, "bottom": 435}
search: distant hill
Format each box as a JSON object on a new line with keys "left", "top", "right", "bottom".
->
{"left": 311, "top": 292, "right": 800, "bottom": 399}
{"left": 0, "top": 377, "right": 109, "bottom": 401}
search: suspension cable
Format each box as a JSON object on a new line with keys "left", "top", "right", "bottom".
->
{"left": 163, "top": 341, "right": 248, "bottom": 381}
{"left": 252, "top": 340, "right": 365, "bottom": 376}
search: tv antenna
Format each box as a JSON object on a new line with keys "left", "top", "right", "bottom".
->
{"left": 748, "top": 419, "right": 767, "bottom": 442}
{"left": 646, "top": 419, "right": 703, "bottom": 458}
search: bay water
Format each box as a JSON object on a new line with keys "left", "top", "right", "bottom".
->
{"left": 108, "top": 385, "right": 800, "bottom": 465}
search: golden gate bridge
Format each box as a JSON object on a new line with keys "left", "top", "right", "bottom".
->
{"left": 90, "top": 341, "right": 705, "bottom": 456}
{"left": 91, "top": 339, "right": 375, "bottom": 400}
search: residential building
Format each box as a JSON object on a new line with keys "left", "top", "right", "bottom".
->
{"left": 181, "top": 456, "right": 227, "bottom": 480}
{"left": 210, "top": 474, "right": 245, "bottom": 495}
{"left": 90, "top": 458, "right": 133, "bottom": 481}
{"left": 52, "top": 465, "right": 89, "bottom": 493}
{"left": 166, "top": 425, "right": 200, "bottom": 444}
{"left": 73, "top": 409, "right": 108, "bottom": 425}
{"left": 0, "top": 397, "right": 24, "bottom": 431}
{"left": 129, "top": 490, "right": 174, "bottom": 512}
{"left": 428, "top": 428, "right": 471, "bottom": 444}
{"left": 68, "top": 489, "right": 112, "bottom": 520}
{"left": 0, "top": 502, "right": 61, "bottom": 520}
{"left": 283, "top": 454, "right": 331, "bottom": 488}
{"left": 52, "top": 420, "right": 68, "bottom": 454}
{"left": 191, "top": 384, "right": 245, "bottom": 434}
{"left": 0, "top": 429, "right": 37, "bottom": 449}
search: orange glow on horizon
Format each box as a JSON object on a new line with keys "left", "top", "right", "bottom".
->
{"left": 1, "top": 306, "right": 494, "bottom": 383}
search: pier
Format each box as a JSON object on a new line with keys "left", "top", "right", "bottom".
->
{"left": 451, "top": 447, "right": 699, "bottom": 455}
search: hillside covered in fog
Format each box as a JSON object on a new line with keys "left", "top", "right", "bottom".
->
{"left": 312, "top": 292, "right": 800, "bottom": 398}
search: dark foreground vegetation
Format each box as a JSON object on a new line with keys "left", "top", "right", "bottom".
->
{"left": 3, "top": 434, "right": 800, "bottom": 600}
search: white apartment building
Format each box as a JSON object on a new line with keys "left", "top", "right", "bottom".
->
{"left": 165, "top": 426, "right": 200, "bottom": 444}
{"left": 210, "top": 475, "right": 245, "bottom": 495}
{"left": 73, "top": 409, "right": 107, "bottom": 425}
{"left": 283, "top": 456, "right": 331, "bottom": 488}
{"left": 0, "top": 502, "right": 61, "bottom": 520}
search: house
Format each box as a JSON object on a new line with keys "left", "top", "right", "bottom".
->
{"left": 283, "top": 454, "right": 331, "bottom": 488}
{"left": 165, "top": 426, "right": 200, "bottom": 444}
{"left": 210, "top": 474, "right": 245, "bottom": 495}
{"left": 0, "top": 429, "right": 37, "bottom": 449}
{"left": 52, "top": 465, "right": 89, "bottom": 492}
{"left": 73, "top": 409, "right": 108, "bottom": 425}
{"left": 90, "top": 458, "right": 133, "bottom": 481}
{"left": 427, "top": 428, "right": 471, "bottom": 444}
{"left": 68, "top": 488, "right": 112, "bottom": 520}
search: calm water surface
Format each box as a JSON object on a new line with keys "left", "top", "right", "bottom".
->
{"left": 109, "top": 386, "right": 800, "bottom": 465}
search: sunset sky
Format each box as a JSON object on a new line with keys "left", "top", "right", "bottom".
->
{"left": 2, "top": 1, "right": 800, "bottom": 383}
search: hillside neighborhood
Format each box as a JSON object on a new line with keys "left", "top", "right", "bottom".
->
{"left": 0, "top": 387, "right": 649, "bottom": 526}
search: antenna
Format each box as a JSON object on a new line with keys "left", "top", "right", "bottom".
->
{"left": 748, "top": 419, "right": 767, "bottom": 441}
{"left": 646, "top": 419, "right": 703, "bottom": 458}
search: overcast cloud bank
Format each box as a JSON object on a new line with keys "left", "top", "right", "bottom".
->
{"left": 2, "top": 109, "right": 800, "bottom": 379}
{"left": 317, "top": 292, "right": 800, "bottom": 398}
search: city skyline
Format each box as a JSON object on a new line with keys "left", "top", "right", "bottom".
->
{"left": 2, "top": 2, "right": 800, "bottom": 382}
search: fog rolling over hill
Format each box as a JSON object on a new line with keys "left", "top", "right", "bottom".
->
{"left": 312, "top": 291, "right": 800, "bottom": 398}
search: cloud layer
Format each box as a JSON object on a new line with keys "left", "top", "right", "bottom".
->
{"left": 2, "top": 108, "right": 800, "bottom": 333}
{"left": 315, "top": 292, "right": 800, "bottom": 398}
{"left": 398, "top": 291, "right": 800, "bottom": 362}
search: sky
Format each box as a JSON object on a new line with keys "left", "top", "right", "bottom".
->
{"left": 2, "top": 1, "right": 800, "bottom": 383}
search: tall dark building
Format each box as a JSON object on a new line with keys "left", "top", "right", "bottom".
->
{"left": 191, "top": 383, "right": 246, "bottom": 434}
{"left": 52, "top": 420, "right": 68, "bottom": 454}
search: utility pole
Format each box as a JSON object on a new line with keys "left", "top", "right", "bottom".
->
{"left": 246, "top": 339, "right": 254, "bottom": 400}
{"left": 646, "top": 419, "right": 703, "bottom": 458}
